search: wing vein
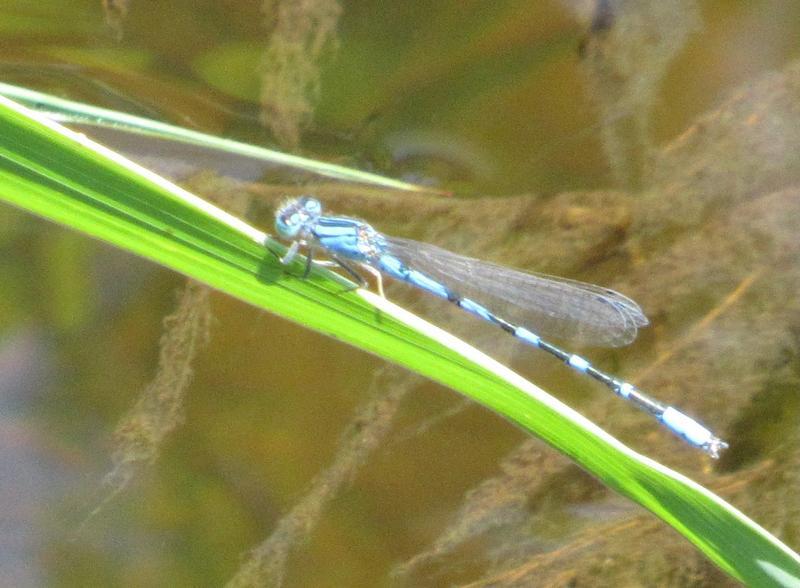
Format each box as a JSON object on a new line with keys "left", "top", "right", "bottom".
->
{"left": 380, "top": 236, "right": 648, "bottom": 347}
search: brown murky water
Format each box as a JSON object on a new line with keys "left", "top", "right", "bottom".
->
{"left": 1, "top": 1, "right": 800, "bottom": 586}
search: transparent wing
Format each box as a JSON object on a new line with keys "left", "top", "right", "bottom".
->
{"left": 382, "top": 236, "right": 648, "bottom": 347}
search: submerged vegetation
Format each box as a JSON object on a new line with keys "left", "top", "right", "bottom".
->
{"left": 1, "top": 1, "right": 800, "bottom": 586}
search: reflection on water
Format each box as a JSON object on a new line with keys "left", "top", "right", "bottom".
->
{"left": 1, "top": 1, "right": 800, "bottom": 586}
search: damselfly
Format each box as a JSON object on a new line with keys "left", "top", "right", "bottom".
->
{"left": 274, "top": 196, "right": 728, "bottom": 458}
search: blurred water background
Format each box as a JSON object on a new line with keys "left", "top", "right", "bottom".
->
{"left": 1, "top": 1, "right": 800, "bottom": 586}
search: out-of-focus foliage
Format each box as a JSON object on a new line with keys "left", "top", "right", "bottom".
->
{"left": 2, "top": 1, "right": 800, "bottom": 587}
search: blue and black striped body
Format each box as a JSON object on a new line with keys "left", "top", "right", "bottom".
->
{"left": 311, "top": 215, "right": 458, "bottom": 301}
{"left": 275, "top": 196, "right": 727, "bottom": 458}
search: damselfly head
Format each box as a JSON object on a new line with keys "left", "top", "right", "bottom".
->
{"left": 275, "top": 196, "right": 323, "bottom": 239}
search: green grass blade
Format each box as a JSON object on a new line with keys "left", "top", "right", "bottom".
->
{"left": 0, "top": 81, "right": 438, "bottom": 194}
{"left": 0, "top": 93, "right": 798, "bottom": 586}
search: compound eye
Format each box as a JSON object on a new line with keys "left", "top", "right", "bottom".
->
{"left": 303, "top": 198, "right": 322, "bottom": 214}
{"left": 275, "top": 212, "right": 301, "bottom": 238}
